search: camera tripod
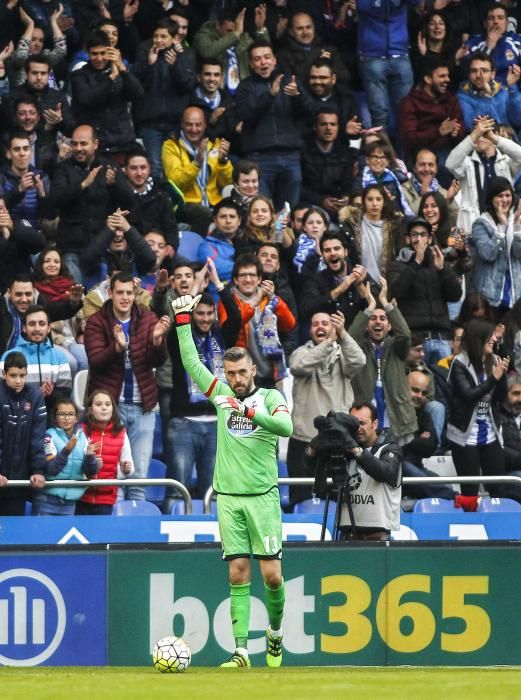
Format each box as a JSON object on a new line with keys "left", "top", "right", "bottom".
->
{"left": 319, "top": 459, "right": 359, "bottom": 541}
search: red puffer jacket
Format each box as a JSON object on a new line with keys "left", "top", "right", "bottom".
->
{"left": 79, "top": 422, "right": 125, "bottom": 505}
{"left": 84, "top": 300, "right": 167, "bottom": 411}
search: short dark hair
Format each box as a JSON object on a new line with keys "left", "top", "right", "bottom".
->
{"left": 232, "top": 253, "right": 262, "bottom": 280}
{"left": 109, "top": 270, "right": 134, "bottom": 290}
{"left": 314, "top": 107, "right": 340, "bottom": 125}
{"left": 257, "top": 241, "right": 281, "bottom": 257}
{"left": 421, "top": 55, "right": 450, "bottom": 80}
{"left": 124, "top": 147, "right": 149, "bottom": 166}
{"left": 469, "top": 51, "right": 495, "bottom": 70}
{"left": 14, "top": 94, "right": 39, "bottom": 112}
{"left": 154, "top": 18, "right": 178, "bottom": 36}
{"left": 319, "top": 230, "right": 349, "bottom": 253}
{"left": 487, "top": 3, "right": 508, "bottom": 19}
{"left": 232, "top": 159, "right": 259, "bottom": 184}
{"left": 248, "top": 39, "right": 274, "bottom": 59}
{"left": 213, "top": 197, "right": 241, "bottom": 217}
{"left": 217, "top": 8, "right": 237, "bottom": 22}
{"left": 9, "top": 273, "right": 33, "bottom": 288}
{"left": 224, "top": 346, "right": 253, "bottom": 363}
{"left": 198, "top": 57, "right": 222, "bottom": 72}
{"left": 350, "top": 401, "right": 377, "bottom": 422}
{"left": 309, "top": 57, "right": 335, "bottom": 74}
{"left": 23, "top": 304, "right": 49, "bottom": 324}
{"left": 172, "top": 260, "right": 195, "bottom": 274}
{"left": 198, "top": 291, "right": 215, "bottom": 307}
{"left": 86, "top": 30, "right": 111, "bottom": 50}
{"left": 7, "top": 131, "right": 32, "bottom": 148}
{"left": 4, "top": 351, "right": 27, "bottom": 371}
{"left": 25, "top": 53, "right": 51, "bottom": 72}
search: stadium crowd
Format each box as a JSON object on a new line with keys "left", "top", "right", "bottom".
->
{"left": 1, "top": 0, "right": 521, "bottom": 517}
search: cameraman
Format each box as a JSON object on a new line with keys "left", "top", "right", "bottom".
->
{"left": 339, "top": 401, "right": 402, "bottom": 541}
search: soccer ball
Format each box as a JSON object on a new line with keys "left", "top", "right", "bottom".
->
{"left": 152, "top": 636, "right": 192, "bottom": 673}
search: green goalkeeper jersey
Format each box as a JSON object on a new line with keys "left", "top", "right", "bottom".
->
{"left": 177, "top": 324, "right": 293, "bottom": 495}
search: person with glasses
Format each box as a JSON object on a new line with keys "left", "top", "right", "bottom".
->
{"left": 32, "top": 400, "right": 99, "bottom": 516}
{"left": 218, "top": 253, "right": 296, "bottom": 389}
{"left": 388, "top": 217, "right": 462, "bottom": 365}
{"left": 359, "top": 141, "right": 414, "bottom": 216}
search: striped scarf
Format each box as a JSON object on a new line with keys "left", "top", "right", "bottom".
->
{"left": 179, "top": 131, "right": 209, "bottom": 207}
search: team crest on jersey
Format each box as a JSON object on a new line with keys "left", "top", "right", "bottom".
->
{"left": 23, "top": 402, "right": 32, "bottom": 412}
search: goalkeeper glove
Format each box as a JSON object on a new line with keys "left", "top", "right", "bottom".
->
{"left": 214, "top": 395, "right": 255, "bottom": 420}
{"left": 171, "top": 294, "right": 202, "bottom": 326}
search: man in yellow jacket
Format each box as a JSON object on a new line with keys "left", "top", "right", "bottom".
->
{"left": 162, "top": 106, "right": 233, "bottom": 234}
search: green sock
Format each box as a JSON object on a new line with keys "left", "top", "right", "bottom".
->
{"left": 264, "top": 578, "right": 285, "bottom": 631}
{"left": 230, "top": 582, "right": 250, "bottom": 648}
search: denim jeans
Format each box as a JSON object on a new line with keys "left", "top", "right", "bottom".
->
{"left": 140, "top": 126, "right": 173, "bottom": 180}
{"left": 62, "top": 252, "right": 83, "bottom": 285}
{"left": 423, "top": 338, "right": 452, "bottom": 366}
{"left": 32, "top": 492, "right": 76, "bottom": 515}
{"left": 402, "top": 460, "right": 455, "bottom": 501}
{"left": 119, "top": 402, "right": 156, "bottom": 501}
{"left": 166, "top": 417, "right": 217, "bottom": 499}
{"left": 246, "top": 150, "right": 302, "bottom": 210}
{"left": 358, "top": 55, "right": 413, "bottom": 128}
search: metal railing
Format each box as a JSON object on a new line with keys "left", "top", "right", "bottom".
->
{"left": 2, "top": 478, "right": 191, "bottom": 513}
{"left": 4, "top": 475, "right": 521, "bottom": 516}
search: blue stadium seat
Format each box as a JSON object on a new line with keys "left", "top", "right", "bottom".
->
{"left": 293, "top": 498, "right": 325, "bottom": 514}
{"left": 177, "top": 230, "right": 204, "bottom": 263}
{"left": 113, "top": 500, "right": 162, "bottom": 516}
{"left": 477, "top": 497, "right": 521, "bottom": 513}
{"left": 413, "top": 498, "right": 455, "bottom": 513}
{"left": 169, "top": 498, "right": 216, "bottom": 515}
{"left": 277, "top": 459, "right": 290, "bottom": 509}
{"left": 146, "top": 458, "right": 167, "bottom": 507}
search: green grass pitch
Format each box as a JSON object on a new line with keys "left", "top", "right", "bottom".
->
{"left": 1, "top": 667, "right": 520, "bottom": 700}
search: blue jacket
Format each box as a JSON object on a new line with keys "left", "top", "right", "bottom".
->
{"left": 199, "top": 232, "right": 236, "bottom": 300}
{"left": 470, "top": 213, "right": 521, "bottom": 307}
{"left": 357, "top": 0, "right": 420, "bottom": 58}
{"left": 465, "top": 32, "right": 521, "bottom": 86}
{"left": 458, "top": 80, "right": 521, "bottom": 132}
{"left": 0, "top": 381, "right": 47, "bottom": 496}
{"left": 1, "top": 336, "right": 72, "bottom": 393}
{"left": 44, "top": 426, "right": 98, "bottom": 501}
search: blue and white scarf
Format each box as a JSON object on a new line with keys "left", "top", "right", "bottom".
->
{"left": 194, "top": 85, "right": 222, "bottom": 110}
{"left": 187, "top": 331, "right": 225, "bottom": 404}
{"left": 179, "top": 130, "right": 209, "bottom": 207}
{"left": 225, "top": 47, "right": 240, "bottom": 94}
{"left": 362, "top": 165, "right": 415, "bottom": 217}
{"left": 411, "top": 174, "right": 440, "bottom": 196}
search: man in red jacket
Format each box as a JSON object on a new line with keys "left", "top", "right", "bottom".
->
{"left": 85, "top": 271, "right": 170, "bottom": 500}
{"left": 399, "top": 57, "right": 464, "bottom": 166}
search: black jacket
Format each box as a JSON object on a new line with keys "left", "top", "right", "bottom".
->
{"left": 235, "top": 69, "right": 303, "bottom": 153}
{"left": 125, "top": 180, "right": 179, "bottom": 250}
{"left": 81, "top": 225, "right": 157, "bottom": 277}
{"left": 71, "top": 62, "right": 144, "bottom": 151}
{"left": 301, "top": 138, "right": 354, "bottom": 205}
{"left": 448, "top": 355, "right": 506, "bottom": 434}
{"left": 7, "top": 84, "right": 75, "bottom": 136}
{"left": 302, "top": 87, "right": 357, "bottom": 134}
{"left": 49, "top": 156, "right": 134, "bottom": 253}
{"left": 299, "top": 259, "right": 364, "bottom": 327}
{"left": 403, "top": 409, "right": 437, "bottom": 468}
{"left": 498, "top": 405, "right": 521, "bottom": 471}
{"left": 0, "top": 381, "right": 47, "bottom": 500}
{"left": 277, "top": 36, "right": 350, "bottom": 85}
{"left": 0, "top": 220, "right": 46, "bottom": 293}
{"left": 132, "top": 47, "right": 196, "bottom": 129}
{"left": 387, "top": 247, "right": 462, "bottom": 333}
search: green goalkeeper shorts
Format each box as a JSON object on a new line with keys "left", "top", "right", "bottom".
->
{"left": 217, "top": 488, "right": 283, "bottom": 560}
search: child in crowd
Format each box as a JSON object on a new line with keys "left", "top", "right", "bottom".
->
{"left": 76, "top": 390, "right": 134, "bottom": 515}
{"left": 0, "top": 352, "right": 47, "bottom": 516}
{"left": 32, "top": 399, "right": 99, "bottom": 515}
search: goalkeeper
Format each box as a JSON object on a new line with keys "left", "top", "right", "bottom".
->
{"left": 172, "top": 294, "right": 292, "bottom": 669}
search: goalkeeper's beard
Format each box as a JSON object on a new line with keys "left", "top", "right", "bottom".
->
{"left": 231, "top": 379, "right": 255, "bottom": 399}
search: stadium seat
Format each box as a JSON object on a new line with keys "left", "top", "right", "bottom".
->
{"left": 422, "top": 454, "right": 459, "bottom": 492}
{"left": 477, "top": 497, "right": 521, "bottom": 513}
{"left": 413, "top": 498, "right": 456, "bottom": 513}
{"left": 177, "top": 230, "right": 204, "bottom": 262}
{"left": 293, "top": 498, "right": 325, "bottom": 514}
{"left": 146, "top": 458, "right": 167, "bottom": 507}
{"left": 72, "top": 369, "right": 89, "bottom": 411}
{"left": 169, "top": 498, "right": 211, "bottom": 515}
{"left": 112, "top": 500, "right": 162, "bottom": 516}
{"left": 277, "top": 459, "right": 290, "bottom": 510}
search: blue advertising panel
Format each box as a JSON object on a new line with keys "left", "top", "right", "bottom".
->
{"left": 0, "top": 514, "right": 520, "bottom": 546}
{"left": 0, "top": 553, "right": 106, "bottom": 666}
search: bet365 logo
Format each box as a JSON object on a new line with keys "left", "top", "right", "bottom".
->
{"left": 0, "top": 568, "right": 66, "bottom": 666}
